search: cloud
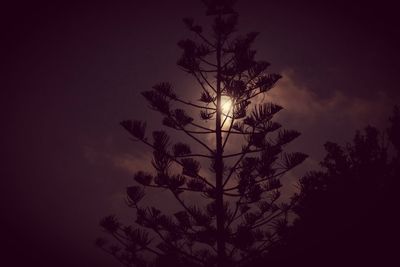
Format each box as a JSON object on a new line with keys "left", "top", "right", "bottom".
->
{"left": 245, "top": 69, "right": 395, "bottom": 194}
{"left": 108, "top": 152, "right": 152, "bottom": 173}
{"left": 264, "top": 69, "right": 393, "bottom": 131}
{"left": 82, "top": 137, "right": 153, "bottom": 175}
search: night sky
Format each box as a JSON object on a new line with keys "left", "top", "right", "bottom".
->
{"left": 2, "top": 1, "right": 399, "bottom": 266}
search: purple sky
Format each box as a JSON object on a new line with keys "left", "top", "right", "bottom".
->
{"left": 2, "top": 0, "right": 399, "bottom": 266}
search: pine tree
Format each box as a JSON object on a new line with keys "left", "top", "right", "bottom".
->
{"left": 97, "top": 1, "right": 307, "bottom": 266}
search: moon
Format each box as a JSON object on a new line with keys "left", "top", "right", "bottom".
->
{"left": 221, "top": 96, "right": 233, "bottom": 115}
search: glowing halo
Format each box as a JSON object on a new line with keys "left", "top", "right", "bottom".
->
{"left": 221, "top": 96, "right": 233, "bottom": 115}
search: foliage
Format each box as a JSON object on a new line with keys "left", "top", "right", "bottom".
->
{"left": 258, "top": 107, "right": 400, "bottom": 267}
{"left": 97, "top": 1, "right": 306, "bottom": 266}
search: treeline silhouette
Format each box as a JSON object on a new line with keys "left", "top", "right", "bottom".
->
{"left": 251, "top": 106, "right": 400, "bottom": 267}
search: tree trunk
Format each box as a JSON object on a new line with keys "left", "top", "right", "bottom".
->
{"left": 215, "top": 26, "right": 226, "bottom": 267}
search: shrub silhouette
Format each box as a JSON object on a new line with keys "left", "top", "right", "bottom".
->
{"left": 259, "top": 106, "right": 400, "bottom": 267}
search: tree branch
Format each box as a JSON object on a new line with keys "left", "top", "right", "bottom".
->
{"left": 199, "top": 71, "right": 217, "bottom": 93}
{"left": 224, "top": 170, "right": 287, "bottom": 192}
{"left": 222, "top": 148, "right": 265, "bottom": 159}
{"left": 174, "top": 97, "right": 216, "bottom": 110}
{"left": 198, "top": 56, "right": 217, "bottom": 67}
{"left": 135, "top": 204, "right": 206, "bottom": 265}
{"left": 129, "top": 137, "right": 215, "bottom": 189}
{"left": 222, "top": 104, "right": 236, "bottom": 151}
{"left": 195, "top": 31, "right": 216, "bottom": 49}
{"left": 222, "top": 129, "right": 255, "bottom": 188}
{"left": 177, "top": 125, "right": 214, "bottom": 154}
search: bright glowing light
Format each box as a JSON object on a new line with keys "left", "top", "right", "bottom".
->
{"left": 221, "top": 96, "right": 233, "bottom": 115}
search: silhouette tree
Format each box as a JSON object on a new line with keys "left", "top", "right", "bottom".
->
{"left": 97, "top": 1, "right": 307, "bottom": 266}
{"left": 259, "top": 106, "right": 400, "bottom": 267}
